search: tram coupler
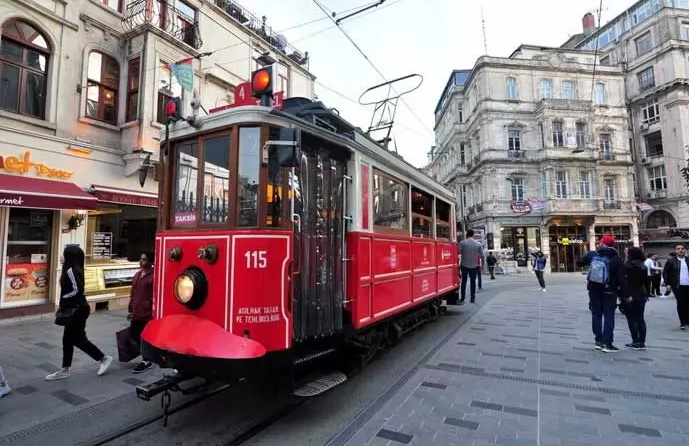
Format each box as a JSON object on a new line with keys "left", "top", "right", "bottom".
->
{"left": 136, "top": 373, "right": 193, "bottom": 401}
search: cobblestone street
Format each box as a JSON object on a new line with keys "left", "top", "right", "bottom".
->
{"left": 342, "top": 273, "right": 689, "bottom": 446}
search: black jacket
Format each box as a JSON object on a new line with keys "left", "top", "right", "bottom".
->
{"left": 663, "top": 256, "right": 689, "bottom": 289}
{"left": 578, "top": 246, "right": 626, "bottom": 298}
{"left": 624, "top": 259, "right": 647, "bottom": 300}
{"left": 59, "top": 267, "right": 87, "bottom": 308}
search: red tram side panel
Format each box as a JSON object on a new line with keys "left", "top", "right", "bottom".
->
{"left": 346, "top": 232, "right": 458, "bottom": 329}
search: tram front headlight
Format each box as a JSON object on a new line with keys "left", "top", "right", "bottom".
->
{"left": 173, "top": 267, "right": 208, "bottom": 310}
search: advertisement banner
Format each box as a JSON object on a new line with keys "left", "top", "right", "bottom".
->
{"left": 3, "top": 262, "right": 49, "bottom": 303}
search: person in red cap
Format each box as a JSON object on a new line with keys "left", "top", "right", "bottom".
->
{"left": 577, "top": 234, "right": 627, "bottom": 352}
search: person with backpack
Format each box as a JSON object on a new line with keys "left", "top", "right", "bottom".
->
{"left": 577, "top": 235, "right": 627, "bottom": 352}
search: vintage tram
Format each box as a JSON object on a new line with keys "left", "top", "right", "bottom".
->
{"left": 138, "top": 67, "right": 459, "bottom": 399}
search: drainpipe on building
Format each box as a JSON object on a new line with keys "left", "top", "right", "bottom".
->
{"left": 137, "top": 33, "right": 149, "bottom": 153}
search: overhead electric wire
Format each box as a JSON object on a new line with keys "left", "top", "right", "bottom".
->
{"left": 310, "top": 0, "right": 434, "bottom": 138}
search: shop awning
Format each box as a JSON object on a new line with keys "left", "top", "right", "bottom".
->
{"left": 0, "top": 174, "right": 98, "bottom": 210}
{"left": 89, "top": 184, "right": 158, "bottom": 207}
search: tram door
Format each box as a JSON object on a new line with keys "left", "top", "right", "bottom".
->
{"left": 291, "top": 139, "right": 348, "bottom": 340}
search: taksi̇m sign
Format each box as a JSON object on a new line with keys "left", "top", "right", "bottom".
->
{"left": 0, "top": 151, "right": 73, "bottom": 179}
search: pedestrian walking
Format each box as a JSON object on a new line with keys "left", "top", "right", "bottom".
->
{"left": 577, "top": 235, "right": 626, "bottom": 353}
{"left": 127, "top": 251, "right": 155, "bottom": 373}
{"left": 643, "top": 254, "right": 662, "bottom": 297}
{"left": 458, "top": 229, "right": 483, "bottom": 305}
{"left": 622, "top": 247, "right": 648, "bottom": 350}
{"left": 0, "top": 366, "right": 9, "bottom": 398}
{"left": 662, "top": 243, "right": 689, "bottom": 330}
{"left": 533, "top": 251, "right": 547, "bottom": 292}
{"left": 477, "top": 252, "right": 483, "bottom": 291}
{"left": 487, "top": 252, "right": 497, "bottom": 280}
{"left": 45, "top": 245, "right": 113, "bottom": 381}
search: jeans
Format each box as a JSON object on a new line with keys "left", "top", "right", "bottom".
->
{"left": 651, "top": 275, "right": 661, "bottom": 296}
{"left": 477, "top": 268, "right": 482, "bottom": 289}
{"left": 488, "top": 266, "right": 495, "bottom": 279}
{"left": 535, "top": 270, "right": 545, "bottom": 288}
{"left": 62, "top": 306, "right": 105, "bottom": 368}
{"left": 460, "top": 266, "right": 478, "bottom": 302}
{"left": 589, "top": 290, "right": 617, "bottom": 345}
{"left": 623, "top": 299, "right": 647, "bottom": 344}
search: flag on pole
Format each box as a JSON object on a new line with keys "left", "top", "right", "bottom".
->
{"left": 164, "top": 58, "right": 194, "bottom": 92}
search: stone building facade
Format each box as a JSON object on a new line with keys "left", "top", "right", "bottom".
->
{"left": 430, "top": 46, "right": 638, "bottom": 273}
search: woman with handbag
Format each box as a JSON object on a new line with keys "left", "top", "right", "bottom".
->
{"left": 45, "top": 245, "right": 113, "bottom": 381}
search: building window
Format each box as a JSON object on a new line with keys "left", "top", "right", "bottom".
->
{"left": 638, "top": 67, "right": 655, "bottom": 91}
{"left": 579, "top": 171, "right": 592, "bottom": 198}
{"left": 458, "top": 109, "right": 463, "bottom": 123}
{"left": 126, "top": 57, "right": 140, "bottom": 122}
{"left": 645, "top": 131, "right": 663, "bottom": 157}
{"left": 575, "top": 122, "right": 586, "bottom": 148}
{"left": 373, "top": 169, "right": 408, "bottom": 231}
{"left": 100, "top": 0, "right": 123, "bottom": 12}
{"left": 277, "top": 62, "right": 289, "bottom": 96}
{"left": 86, "top": 51, "right": 119, "bottom": 125}
{"left": 510, "top": 178, "right": 525, "bottom": 203}
{"left": 157, "top": 62, "right": 182, "bottom": 124}
{"left": 540, "top": 79, "right": 552, "bottom": 99}
{"left": 562, "top": 81, "right": 575, "bottom": 100}
{"left": 636, "top": 32, "right": 653, "bottom": 55}
{"left": 540, "top": 171, "right": 548, "bottom": 199}
{"left": 459, "top": 143, "right": 465, "bottom": 165}
{"left": 555, "top": 171, "right": 568, "bottom": 198}
{"left": 461, "top": 184, "right": 468, "bottom": 209}
{"left": 177, "top": 1, "right": 197, "bottom": 47}
{"left": 594, "top": 83, "right": 607, "bottom": 105}
{"left": 435, "top": 200, "right": 451, "bottom": 240}
{"left": 599, "top": 133, "right": 612, "bottom": 157}
{"left": 0, "top": 19, "right": 51, "bottom": 119}
{"left": 641, "top": 100, "right": 659, "bottom": 124}
{"left": 648, "top": 165, "right": 667, "bottom": 191}
{"left": 604, "top": 179, "right": 616, "bottom": 202}
{"left": 682, "top": 23, "right": 689, "bottom": 39}
{"left": 552, "top": 121, "right": 564, "bottom": 147}
{"left": 506, "top": 76, "right": 518, "bottom": 100}
{"left": 600, "top": 55, "right": 611, "bottom": 66}
{"left": 508, "top": 130, "right": 521, "bottom": 151}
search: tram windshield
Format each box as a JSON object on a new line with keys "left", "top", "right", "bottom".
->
{"left": 164, "top": 125, "right": 290, "bottom": 230}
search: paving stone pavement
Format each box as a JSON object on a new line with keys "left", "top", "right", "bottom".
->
{"left": 0, "top": 310, "right": 171, "bottom": 439}
{"left": 343, "top": 273, "right": 689, "bottom": 446}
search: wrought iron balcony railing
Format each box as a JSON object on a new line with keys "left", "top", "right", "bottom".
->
{"left": 123, "top": 0, "right": 203, "bottom": 50}
{"left": 603, "top": 200, "right": 621, "bottom": 210}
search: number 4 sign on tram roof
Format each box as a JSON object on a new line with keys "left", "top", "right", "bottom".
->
{"left": 209, "top": 82, "right": 284, "bottom": 113}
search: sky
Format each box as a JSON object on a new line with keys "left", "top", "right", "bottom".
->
{"left": 236, "top": 0, "right": 634, "bottom": 168}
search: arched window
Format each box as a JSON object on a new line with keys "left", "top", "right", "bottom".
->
{"left": 0, "top": 19, "right": 51, "bottom": 119}
{"left": 86, "top": 51, "right": 119, "bottom": 125}
{"left": 646, "top": 210, "right": 677, "bottom": 229}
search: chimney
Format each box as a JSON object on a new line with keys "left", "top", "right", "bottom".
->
{"left": 582, "top": 12, "right": 597, "bottom": 35}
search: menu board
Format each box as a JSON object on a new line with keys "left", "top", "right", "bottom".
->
{"left": 92, "top": 232, "right": 113, "bottom": 260}
{"left": 3, "top": 262, "right": 49, "bottom": 303}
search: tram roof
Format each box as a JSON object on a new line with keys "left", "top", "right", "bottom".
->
{"left": 164, "top": 102, "right": 456, "bottom": 203}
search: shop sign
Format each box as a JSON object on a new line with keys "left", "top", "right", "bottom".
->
{"left": 559, "top": 238, "right": 585, "bottom": 245}
{"left": 92, "top": 232, "right": 113, "bottom": 260}
{"left": 174, "top": 212, "right": 196, "bottom": 226}
{"left": 0, "top": 151, "right": 73, "bottom": 179}
{"left": 510, "top": 200, "right": 531, "bottom": 213}
{"left": 92, "top": 190, "right": 158, "bottom": 207}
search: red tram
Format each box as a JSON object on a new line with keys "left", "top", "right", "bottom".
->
{"left": 139, "top": 68, "right": 459, "bottom": 398}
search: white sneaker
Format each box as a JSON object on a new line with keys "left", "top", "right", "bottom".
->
{"left": 542, "top": 288, "right": 547, "bottom": 292}
{"left": 0, "top": 384, "right": 10, "bottom": 397}
{"left": 97, "top": 355, "right": 113, "bottom": 376}
{"left": 45, "top": 371, "right": 71, "bottom": 381}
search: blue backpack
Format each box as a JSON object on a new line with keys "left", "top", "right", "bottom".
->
{"left": 587, "top": 253, "right": 610, "bottom": 286}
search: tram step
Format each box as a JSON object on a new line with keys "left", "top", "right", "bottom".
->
{"left": 291, "top": 371, "right": 347, "bottom": 397}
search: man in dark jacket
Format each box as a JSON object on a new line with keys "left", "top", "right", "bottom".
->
{"left": 577, "top": 235, "right": 626, "bottom": 352}
{"left": 128, "top": 251, "right": 155, "bottom": 373}
{"left": 662, "top": 243, "right": 689, "bottom": 329}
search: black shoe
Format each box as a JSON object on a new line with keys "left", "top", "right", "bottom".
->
{"left": 133, "top": 361, "right": 153, "bottom": 374}
{"left": 601, "top": 344, "right": 619, "bottom": 353}
{"left": 681, "top": 326, "right": 687, "bottom": 331}
{"left": 625, "top": 343, "right": 635, "bottom": 348}
{"left": 594, "top": 341, "right": 604, "bottom": 350}
{"left": 632, "top": 344, "right": 646, "bottom": 351}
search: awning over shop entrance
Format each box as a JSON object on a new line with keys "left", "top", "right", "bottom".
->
{"left": 89, "top": 185, "right": 158, "bottom": 207}
{"left": 0, "top": 174, "right": 98, "bottom": 210}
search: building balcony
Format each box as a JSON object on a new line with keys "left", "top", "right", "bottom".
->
{"left": 603, "top": 200, "right": 621, "bottom": 210}
{"left": 213, "top": 0, "right": 309, "bottom": 66}
{"left": 122, "top": 0, "right": 203, "bottom": 49}
{"left": 507, "top": 149, "right": 526, "bottom": 160}
{"left": 546, "top": 199, "right": 600, "bottom": 214}
{"left": 536, "top": 98, "right": 593, "bottom": 113}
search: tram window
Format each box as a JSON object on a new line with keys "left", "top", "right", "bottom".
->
{"left": 201, "top": 135, "right": 231, "bottom": 225}
{"left": 265, "top": 129, "right": 285, "bottom": 227}
{"left": 237, "top": 127, "right": 260, "bottom": 227}
{"left": 372, "top": 169, "right": 408, "bottom": 232}
{"left": 411, "top": 188, "right": 433, "bottom": 238}
{"left": 175, "top": 142, "right": 199, "bottom": 221}
{"left": 435, "top": 199, "right": 451, "bottom": 240}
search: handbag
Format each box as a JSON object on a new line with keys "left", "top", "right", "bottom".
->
{"left": 116, "top": 327, "right": 141, "bottom": 362}
{"left": 54, "top": 306, "right": 78, "bottom": 326}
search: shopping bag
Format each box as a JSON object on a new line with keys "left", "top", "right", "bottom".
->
{"left": 116, "top": 327, "right": 140, "bottom": 363}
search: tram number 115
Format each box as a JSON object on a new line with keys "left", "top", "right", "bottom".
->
{"left": 245, "top": 250, "right": 267, "bottom": 269}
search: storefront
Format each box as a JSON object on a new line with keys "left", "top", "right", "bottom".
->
{"left": 548, "top": 225, "right": 589, "bottom": 273}
{"left": 500, "top": 226, "right": 541, "bottom": 267}
{"left": 594, "top": 225, "right": 633, "bottom": 253}
{"left": 0, "top": 146, "right": 158, "bottom": 319}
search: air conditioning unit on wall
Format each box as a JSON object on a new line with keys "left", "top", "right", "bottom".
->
{"left": 641, "top": 157, "right": 651, "bottom": 165}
